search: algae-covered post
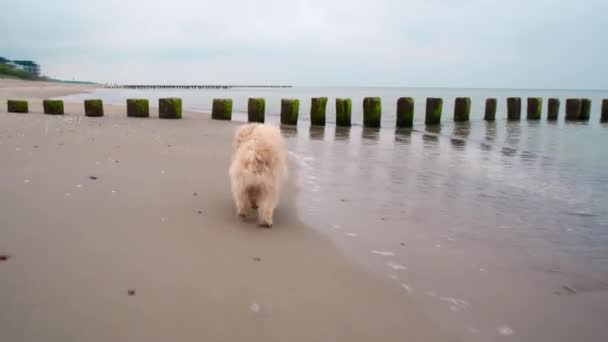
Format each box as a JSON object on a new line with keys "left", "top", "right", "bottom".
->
{"left": 396, "top": 97, "right": 414, "bottom": 128}
{"left": 507, "top": 97, "right": 521, "bottom": 120}
{"left": 280, "top": 99, "right": 299, "bottom": 125}
{"left": 335, "top": 98, "right": 352, "bottom": 127}
{"left": 454, "top": 97, "right": 471, "bottom": 122}
{"left": 484, "top": 98, "right": 496, "bottom": 121}
{"left": 126, "top": 99, "right": 149, "bottom": 117}
{"left": 159, "top": 98, "right": 182, "bottom": 119}
{"left": 212, "top": 99, "right": 233, "bottom": 120}
{"left": 84, "top": 99, "right": 104, "bottom": 117}
{"left": 363, "top": 97, "right": 382, "bottom": 128}
{"left": 565, "top": 99, "right": 582, "bottom": 121}
{"left": 580, "top": 99, "right": 591, "bottom": 121}
{"left": 548, "top": 98, "right": 560, "bottom": 121}
{"left": 310, "top": 97, "right": 328, "bottom": 126}
{"left": 43, "top": 100, "right": 64, "bottom": 115}
{"left": 7, "top": 100, "right": 28, "bottom": 113}
{"left": 248, "top": 98, "right": 265, "bottom": 123}
{"left": 425, "top": 98, "right": 442, "bottom": 125}
{"left": 527, "top": 97, "right": 542, "bottom": 120}
{"left": 602, "top": 99, "right": 608, "bottom": 122}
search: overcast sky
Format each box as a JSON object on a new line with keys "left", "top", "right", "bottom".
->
{"left": 1, "top": 0, "right": 607, "bottom": 88}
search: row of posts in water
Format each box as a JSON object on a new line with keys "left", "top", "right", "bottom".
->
{"left": 6, "top": 97, "right": 608, "bottom": 125}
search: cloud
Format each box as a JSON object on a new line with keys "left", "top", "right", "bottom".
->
{"left": 1, "top": 0, "right": 607, "bottom": 88}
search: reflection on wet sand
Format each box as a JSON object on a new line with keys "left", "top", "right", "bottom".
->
{"left": 309, "top": 126, "right": 325, "bottom": 141}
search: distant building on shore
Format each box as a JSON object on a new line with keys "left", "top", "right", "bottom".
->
{"left": 0, "top": 57, "right": 41, "bottom": 76}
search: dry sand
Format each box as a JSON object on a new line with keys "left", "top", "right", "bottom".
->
{"left": 0, "top": 80, "right": 450, "bottom": 342}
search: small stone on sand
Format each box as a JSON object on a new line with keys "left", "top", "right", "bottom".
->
{"left": 89, "top": 176, "right": 98, "bottom": 180}
{"left": 127, "top": 289, "right": 135, "bottom": 296}
{"left": 562, "top": 285, "right": 577, "bottom": 294}
{"left": 193, "top": 192, "right": 198, "bottom": 196}
{"left": 197, "top": 210, "right": 203, "bottom": 214}
{"left": 253, "top": 257, "right": 261, "bottom": 262}
{"left": 0, "top": 254, "right": 10, "bottom": 262}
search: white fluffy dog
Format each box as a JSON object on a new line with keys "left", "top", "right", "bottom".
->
{"left": 229, "top": 123, "right": 288, "bottom": 227}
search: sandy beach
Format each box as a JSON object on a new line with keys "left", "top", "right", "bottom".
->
{"left": 0, "top": 79, "right": 449, "bottom": 342}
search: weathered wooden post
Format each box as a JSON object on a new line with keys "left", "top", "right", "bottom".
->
{"left": 363, "top": 97, "right": 382, "bottom": 128}
{"left": 335, "top": 98, "right": 352, "bottom": 127}
{"left": 453, "top": 97, "right": 471, "bottom": 122}
{"left": 248, "top": 98, "right": 265, "bottom": 123}
{"left": 280, "top": 99, "right": 299, "bottom": 125}
{"left": 84, "top": 99, "right": 104, "bottom": 117}
{"left": 425, "top": 97, "right": 442, "bottom": 125}
{"left": 212, "top": 99, "right": 232, "bottom": 120}
{"left": 565, "top": 99, "right": 582, "bottom": 121}
{"left": 310, "top": 97, "right": 328, "bottom": 126}
{"left": 547, "top": 98, "right": 560, "bottom": 121}
{"left": 602, "top": 99, "right": 608, "bottom": 122}
{"left": 527, "top": 97, "right": 542, "bottom": 120}
{"left": 7, "top": 100, "right": 28, "bottom": 113}
{"left": 396, "top": 97, "right": 414, "bottom": 128}
{"left": 484, "top": 98, "right": 496, "bottom": 121}
{"left": 126, "top": 99, "right": 149, "bottom": 117}
{"left": 507, "top": 97, "right": 521, "bottom": 120}
{"left": 43, "top": 100, "right": 64, "bottom": 115}
{"left": 159, "top": 98, "right": 182, "bottom": 119}
{"left": 580, "top": 99, "right": 591, "bottom": 121}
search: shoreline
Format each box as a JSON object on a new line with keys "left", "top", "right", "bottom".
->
{"left": 0, "top": 79, "right": 449, "bottom": 341}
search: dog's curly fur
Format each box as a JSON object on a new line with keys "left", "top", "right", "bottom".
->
{"left": 229, "top": 123, "right": 288, "bottom": 227}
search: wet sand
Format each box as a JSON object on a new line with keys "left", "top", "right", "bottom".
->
{"left": 0, "top": 80, "right": 449, "bottom": 342}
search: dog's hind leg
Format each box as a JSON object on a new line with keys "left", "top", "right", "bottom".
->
{"left": 234, "top": 191, "right": 251, "bottom": 218}
{"left": 257, "top": 188, "right": 277, "bottom": 228}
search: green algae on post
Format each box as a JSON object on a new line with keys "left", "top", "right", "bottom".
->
{"left": 484, "top": 98, "right": 496, "bottom": 121}
{"left": 507, "top": 97, "right": 521, "bottom": 121}
{"left": 335, "top": 98, "right": 352, "bottom": 127}
{"left": 7, "top": 100, "right": 28, "bottom": 113}
{"left": 425, "top": 97, "right": 442, "bottom": 125}
{"left": 396, "top": 97, "right": 414, "bottom": 128}
{"left": 248, "top": 98, "right": 265, "bottom": 123}
{"left": 212, "top": 98, "right": 232, "bottom": 120}
{"left": 363, "top": 97, "right": 382, "bottom": 128}
{"left": 159, "top": 98, "right": 182, "bottom": 119}
{"left": 454, "top": 97, "right": 471, "bottom": 122}
{"left": 310, "top": 97, "right": 328, "bottom": 126}
{"left": 127, "top": 99, "right": 149, "bottom": 117}
{"left": 527, "top": 97, "right": 542, "bottom": 120}
{"left": 280, "top": 99, "right": 299, "bottom": 125}
{"left": 43, "top": 99, "right": 64, "bottom": 115}
{"left": 565, "top": 99, "right": 582, "bottom": 121}
{"left": 84, "top": 99, "right": 104, "bottom": 117}
{"left": 548, "top": 98, "right": 560, "bottom": 121}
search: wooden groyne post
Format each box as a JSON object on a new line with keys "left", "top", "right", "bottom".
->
{"left": 280, "top": 99, "right": 299, "bottom": 125}
{"left": 507, "top": 97, "right": 521, "bottom": 120}
{"left": 212, "top": 99, "right": 232, "bottom": 120}
{"left": 248, "top": 98, "right": 265, "bottom": 123}
{"left": 547, "top": 98, "right": 560, "bottom": 121}
{"left": 310, "top": 97, "right": 328, "bottom": 126}
{"left": 527, "top": 97, "right": 542, "bottom": 120}
{"left": 127, "top": 99, "right": 149, "bottom": 117}
{"left": 425, "top": 98, "right": 442, "bottom": 125}
{"left": 363, "top": 97, "right": 382, "bottom": 128}
{"left": 7, "top": 100, "right": 28, "bottom": 113}
{"left": 335, "top": 98, "right": 352, "bottom": 127}
{"left": 84, "top": 99, "right": 104, "bottom": 117}
{"left": 396, "top": 97, "right": 414, "bottom": 128}
{"left": 43, "top": 100, "right": 64, "bottom": 115}
{"left": 159, "top": 98, "right": 182, "bottom": 119}
{"left": 484, "top": 98, "right": 496, "bottom": 121}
